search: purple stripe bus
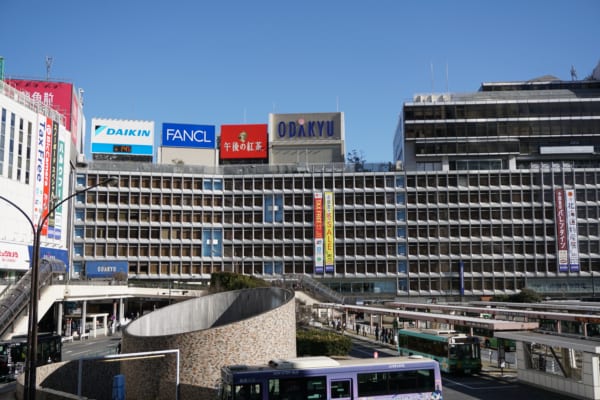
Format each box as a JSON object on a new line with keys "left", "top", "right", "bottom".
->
{"left": 220, "top": 355, "right": 443, "bottom": 400}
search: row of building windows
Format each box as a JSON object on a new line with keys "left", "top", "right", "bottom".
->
{"left": 87, "top": 173, "right": 402, "bottom": 192}
{"left": 404, "top": 101, "right": 600, "bottom": 121}
{"left": 76, "top": 224, "right": 400, "bottom": 242}
{"left": 406, "top": 120, "right": 600, "bottom": 139}
{"left": 407, "top": 223, "right": 599, "bottom": 239}
{"left": 0, "top": 108, "right": 32, "bottom": 183}
{"left": 404, "top": 171, "right": 600, "bottom": 188}
{"left": 83, "top": 190, "right": 399, "bottom": 208}
{"left": 73, "top": 260, "right": 405, "bottom": 278}
{"left": 407, "top": 207, "right": 600, "bottom": 223}
{"left": 407, "top": 187, "right": 600, "bottom": 203}
{"left": 77, "top": 207, "right": 399, "bottom": 226}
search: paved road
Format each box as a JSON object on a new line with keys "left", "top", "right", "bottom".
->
{"left": 62, "top": 332, "right": 121, "bottom": 361}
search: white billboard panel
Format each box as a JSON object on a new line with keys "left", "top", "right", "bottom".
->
{"left": 91, "top": 118, "right": 154, "bottom": 156}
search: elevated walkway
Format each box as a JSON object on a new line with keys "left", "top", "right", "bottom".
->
{"left": 0, "top": 268, "right": 204, "bottom": 339}
{"left": 496, "top": 331, "right": 600, "bottom": 399}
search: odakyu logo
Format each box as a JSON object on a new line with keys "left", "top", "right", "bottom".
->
{"left": 277, "top": 118, "right": 335, "bottom": 138}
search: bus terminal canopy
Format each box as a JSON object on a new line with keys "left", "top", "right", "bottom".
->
{"left": 317, "top": 303, "right": 539, "bottom": 332}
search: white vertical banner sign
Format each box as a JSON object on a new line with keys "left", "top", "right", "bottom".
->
{"left": 564, "top": 189, "right": 580, "bottom": 272}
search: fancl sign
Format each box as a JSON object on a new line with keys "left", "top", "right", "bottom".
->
{"left": 162, "top": 123, "right": 216, "bottom": 149}
{"left": 85, "top": 260, "right": 128, "bottom": 279}
{"left": 270, "top": 112, "right": 344, "bottom": 143}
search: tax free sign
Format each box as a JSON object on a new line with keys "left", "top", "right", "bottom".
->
{"left": 162, "top": 122, "right": 216, "bottom": 149}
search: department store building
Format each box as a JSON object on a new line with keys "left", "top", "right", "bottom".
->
{"left": 71, "top": 77, "right": 600, "bottom": 300}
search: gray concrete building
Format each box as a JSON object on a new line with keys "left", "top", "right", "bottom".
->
{"left": 72, "top": 77, "right": 600, "bottom": 300}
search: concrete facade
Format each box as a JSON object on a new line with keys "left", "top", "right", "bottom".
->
{"left": 121, "top": 287, "right": 296, "bottom": 399}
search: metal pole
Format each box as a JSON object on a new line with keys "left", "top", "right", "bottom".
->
{"left": 1, "top": 176, "right": 117, "bottom": 400}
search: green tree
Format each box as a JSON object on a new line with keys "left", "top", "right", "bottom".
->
{"left": 209, "top": 272, "right": 270, "bottom": 292}
{"left": 493, "top": 288, "right": 542, "bottom": 303}
{"left": 347, "top": 149, "right": 366, "bottom": 171}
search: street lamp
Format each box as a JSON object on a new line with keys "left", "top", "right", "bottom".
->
{"left": 0, "top": 175, "right": 117, "bottom": 400}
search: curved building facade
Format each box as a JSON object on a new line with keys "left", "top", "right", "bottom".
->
{"left": 121, "top": 287, "right": 296, "bottom": 399}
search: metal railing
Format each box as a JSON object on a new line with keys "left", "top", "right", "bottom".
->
{"left": 0, "top": 259, "right": 62, "bottom": 338}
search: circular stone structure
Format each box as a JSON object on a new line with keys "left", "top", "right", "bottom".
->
{"left": 121, "top": 287, "right": 296, "bottom": 399}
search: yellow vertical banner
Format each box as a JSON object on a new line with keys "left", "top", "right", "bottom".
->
{"left": 324, "top": 191, "right": 335, "bottom": 273}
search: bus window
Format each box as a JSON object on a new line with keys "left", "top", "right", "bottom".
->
{"left": 330, "top": 380, "right": 351, "bottom": 399}
{"left": 268, "top": 377, "right": 326, "bottom": 400}
{"left": 234, "top": 383, "right": 261, "bottom": 400}
{"left": 358, "top": 369, "right": 435, "bottom": 397}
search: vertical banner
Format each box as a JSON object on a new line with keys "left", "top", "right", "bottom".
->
{"left": 41, "top": 117, "right": 54, "bottom": 236}
{"left": 324, "top": 191, "right": 335, "bottom": 273}
{"left": 459, "top": 260, "right": 465, "bottom": 296}
{"left": 47, "top": 120, "right": 59, "bottom": 238}
{"left": 314, "top": 192, "right": 324, "bottom": 274}
{"left": 565, "top": 189, "right": 580, "bottom": 272}
{"left": 554, "top": 189, "right": 568, "bottom": 272}
{"left": 33, "top": 116, "right": 47, "bottom": 230}
{"left": 54, "top": 134, "right": 66, "bottom": 240}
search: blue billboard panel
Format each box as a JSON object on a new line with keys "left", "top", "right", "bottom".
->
{"left": 85, "top": 260, "right": 128, "bottom": 279}
{"left": 162, "top": 123, "right": 216, "bottom": 149}
{"left": 29, "top": 246, "right": 69, "bottom": 271}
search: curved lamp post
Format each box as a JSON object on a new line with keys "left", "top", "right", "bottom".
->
{"left": 0, "top": 176, "right": 117, "bottom": 400}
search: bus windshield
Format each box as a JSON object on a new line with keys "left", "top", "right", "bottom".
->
{"left": 450, "top": 343, "right": 480, "bottom": 360}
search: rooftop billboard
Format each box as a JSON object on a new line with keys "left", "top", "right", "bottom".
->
{"left": 6, "top": 79, "right": 79, "bottom": 146}
{"left": 91, "top": 118, "right": 154, "bottom": 158}
{"left": 269, "top": 112, "right": 344, "bottom": 143}
{"left": 220, "top": 124, "right": 268, "bottom": 160}
{"left": 162, "top": 122, "right": 216, "bottom": 149}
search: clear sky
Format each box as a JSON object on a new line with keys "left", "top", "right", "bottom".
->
{"left": 2, "top": 0, "right": 599, "bottom": 162}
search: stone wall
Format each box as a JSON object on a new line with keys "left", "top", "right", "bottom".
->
{"left": 121, "top": 287, "right": 296, "bottom": 399}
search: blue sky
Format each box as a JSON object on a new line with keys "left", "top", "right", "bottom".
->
{"left": 2, "top": 1, "right": 599, "bottom": 162}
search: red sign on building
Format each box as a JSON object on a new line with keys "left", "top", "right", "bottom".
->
{"left": 220, "top": 124, "right": 268, "bottom": 160}
{"left": 6, "top": 79, "right": 78, "bottom": 145}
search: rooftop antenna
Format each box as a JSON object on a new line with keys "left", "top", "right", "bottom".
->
{"left": 336, "top": 96, "right": 339, "bottom": 112}
{"left": 570, "top": 65, "right": 578, "bottom": 81}
{"left": 45, "top": 56, "right": 53, "bottom": 80}
{"left": 430, "top": 62, "right": 435, "bottom": 92}
{"left": 445, "top": 62, "right": 449, "bottom": 93}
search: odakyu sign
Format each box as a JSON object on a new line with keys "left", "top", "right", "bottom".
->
{"left": 85, "top": 260, "right": 128, "bottom": 279}
{"left": 162, "top": 122, "right": 216, "bottom": 149}
{"left": 269, "top": 112, "right": 344, "bottom": 143}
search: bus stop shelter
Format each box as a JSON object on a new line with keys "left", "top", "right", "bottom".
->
{"left": 496, "top": 330, "right": 600, "bottom": 399}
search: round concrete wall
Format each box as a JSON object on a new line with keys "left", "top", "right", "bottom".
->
{"left": 121, "top": 287, "right": 296, "bottom": 399}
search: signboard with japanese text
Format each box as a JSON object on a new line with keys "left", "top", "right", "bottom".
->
{"left": 324, "top": 191, "right": 335, "bottom": 273}
{"left": 220, "top": 124, "right": 268, "bottom": 159}
{"left": 6, "top": 79, "right": 78, "bottom": 145}
{"left": 554, "top": 189, "right": 568, "bottom": 272}
{"left": 314, "top": 192, "right": 324, "bottom": 274}
{"left": 565, "top": 189, "right": 580, "bottom": 272}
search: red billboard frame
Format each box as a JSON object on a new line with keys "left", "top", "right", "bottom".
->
{"left": 220, "top": 124, "right": 268, "bottom": 160}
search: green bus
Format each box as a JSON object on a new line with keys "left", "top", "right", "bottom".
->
{"left": 397, "top": 329, "right": 481, "bottom": 375}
